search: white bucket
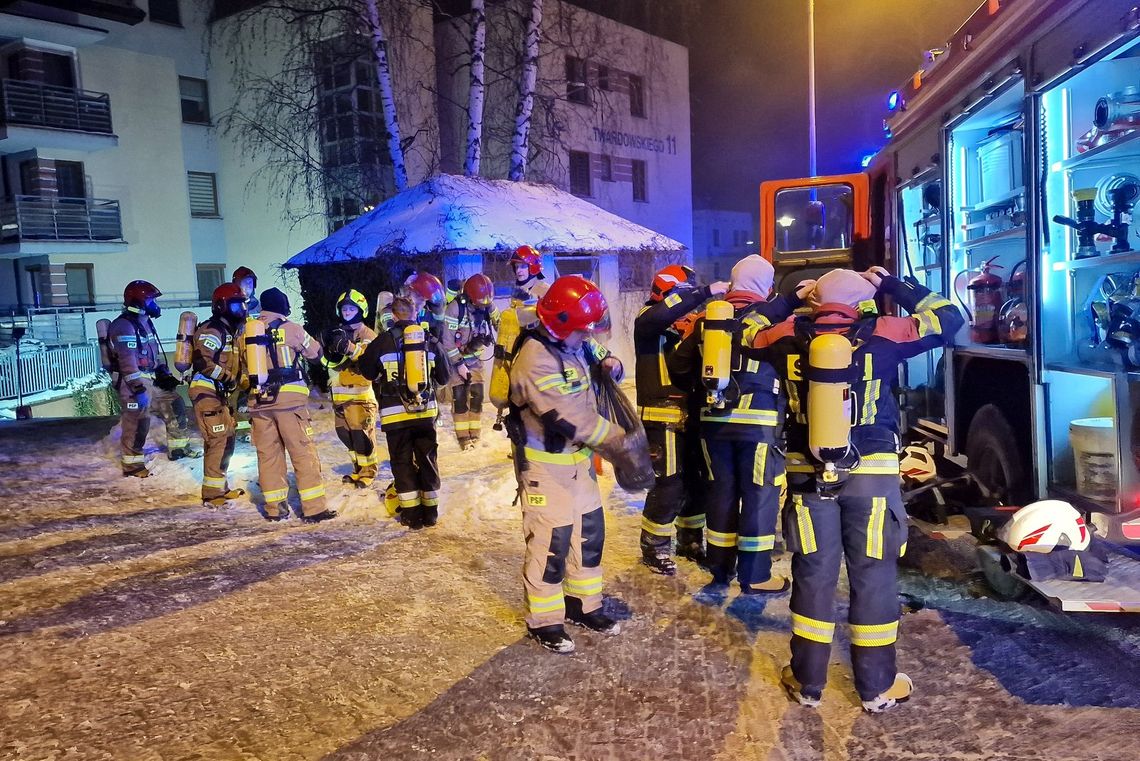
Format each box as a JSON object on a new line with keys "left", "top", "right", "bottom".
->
{"left": 1069, "top": 417, "right": 1117, "bottom": 502}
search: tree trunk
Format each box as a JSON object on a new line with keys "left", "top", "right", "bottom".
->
{"left": 463, "top": 0, "right": 487, "bottom": 176}
{"left": 508, "top": 0, "right": 542, "bottom": 182}
{"left": 364, "top": 0, "right": 408, "bottom": 191}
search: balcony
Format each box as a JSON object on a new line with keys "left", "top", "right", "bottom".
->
{"left": 0, "top": 79, "right": 118, "bottom": 151}
{"left": 0, "top": 195, "right": 125, "bottom": 254}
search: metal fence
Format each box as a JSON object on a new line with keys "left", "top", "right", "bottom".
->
{"left": 0, "top": 195, "right": 123, "bottom": 242}
{"left": 0, "top": 342, "right": 102, "bottom": 402}
{"left": 0, "top": 78, "right": 113, "bottom": 133}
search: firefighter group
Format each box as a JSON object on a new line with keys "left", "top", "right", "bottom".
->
{"left": 99, "top": 245, "right": 960, "bottom": 714}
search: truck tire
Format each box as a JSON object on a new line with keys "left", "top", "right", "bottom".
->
{"left": 965, "top": 403, "right": 1027, "bottom": 505}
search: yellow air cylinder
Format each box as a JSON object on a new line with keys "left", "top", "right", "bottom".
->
{"left": 807, "top": 332, "right": 854, "bottom": 464}
{"left": 403, "top": 323, "right": 429, "bottom": 408}
{"left": 173, "top": 311, "right": 198, "bottom": 373}
{"left": 701, "top": 300, "right": 735, "bottom": 407}
{"left": 96, "top": 318, "right": 113, "bottom": 372}
{"left": 244, "top": 317, "right": 268, "bottom": 389}
{"left": 489, "top": 307, "right": 521, "bottom": 410}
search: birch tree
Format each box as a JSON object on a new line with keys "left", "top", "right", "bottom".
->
{"left": 463, "top": 0, "right": 487, "bottom": 176}
{"left": 508, "top": 0, "right": 543, "bottom": 181}
{"left": 364, "top": 0, "right": 408, "bottom": 190}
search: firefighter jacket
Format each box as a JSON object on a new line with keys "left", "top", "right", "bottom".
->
{"left": 325, "top": 321, "right": 377, "bottom": 406}
{"left": 356, "top": 319, "right": 450, "bottom": 431}
{"left": 510, "top": 276, "right": 548, "bottom": 307}
{"left": 246, "top": 310, "right": 322, "bottom": 411}
{"left": 508, "top": 330, "right": 623, "bottom": 465}
{"left": 443, "top": 296, "right": 499, "bottom": 370}
{"left": 667, "top": 290, "right": 801, "bottom": 442}
{"left": 750, "top": 275, "right": 963, "bottom": 463}
{"left": 189, "top": 316, "right": 242, "bottom": 402}
{"left": 107, "top": 310, "right": 166, "bottom": 394}
{"left": 633, "top": 284, "right": 716, "bottom": 423}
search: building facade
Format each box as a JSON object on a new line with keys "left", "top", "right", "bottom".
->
{"left": 692, "top": 208, "right": 756, "bottom": 282}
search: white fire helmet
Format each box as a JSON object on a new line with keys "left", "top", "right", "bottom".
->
{"left": 900, "top": 445, "right": 937, "bottom": 484}
{"left": 998, "top": 499, "right": 1091, "bottom": 553}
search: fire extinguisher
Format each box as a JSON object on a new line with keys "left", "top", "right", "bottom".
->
{"left": 997, "top": 260, "right": 1029, "bottom": 345}
{"left": 954, "top": 256, "right": 1004, "bottom": 343}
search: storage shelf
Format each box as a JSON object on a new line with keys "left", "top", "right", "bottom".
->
{"left": 1055, "top": 130, "right": 1140, "bottom": 172}
{"left": 1045, "top": 361, "right": 1140, "bottom": 381}
{"left": 1052, "top": 249, "right": 1140, "bottom": 271}
{"left": 913, "top": 263, "right": 943, "bottom": 273}
{"left": 959, "top": 186, "right": 1025, "bottom": 213}
{"left": 952, "top": 344, "right": 1030, "bottom": 361}
{"left": 1049, "top": 483, "right": 1116, "bottom": 515}
{"left": 955, "top": 225, "right": 1027, "bottom": 250}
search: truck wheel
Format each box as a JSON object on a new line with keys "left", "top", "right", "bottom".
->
{"left": 965, "top": 403, "right": 1027, "bottom": 505}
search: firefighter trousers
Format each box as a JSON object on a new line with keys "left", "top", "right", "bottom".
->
{"left": 640, "top": 422, "right": 706, "bottom": 549}
{"left": 250, "top": 407, "right": 327, "bottom": 518}
{"left": 452, "top": 367, "right": 485, "bottom": 445}
{"left": 192, "top": 393, "right": 236, "bottom": 500}
{"left": 116, "top": 377, "right": 153, "bottom": 475}
{"left": 152, "top": 385, "right": 192, "bottom": 454}
{"left": 784, "top": 473, "right": 908, "bottom": 701}
{"left": 519, "top": 452, "right": 605, "bottom": 629}
{"left": 386, "top": 422, "right": 441, "bottom": 524}
{"left": 334, "top": 399, "right": 379, "bottom": 483}
{"left": 700, "top": 436, "right": 785, "bottom": 587}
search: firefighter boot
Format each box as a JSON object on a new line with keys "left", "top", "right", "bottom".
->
{"left": 640, "top": 534, "right": 677, "bottom": 576}
{"left": 565, "top": 596, "right": 621, "bottom": 636}
{"left": 302, "top": 509, "right": 339, "bottom": 524}
{"left": 527, "top": 624, "right": 575, "bottom": 654}
{"left": 861, "top": 673, "right": 914, "bottom": 714}
{"left": 676, "top": 528, "right": 707, "bottom": 566}
{"left": 781, "top": 665, "right": 822, "bottom": 708}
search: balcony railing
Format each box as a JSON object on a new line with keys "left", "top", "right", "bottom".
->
{"left": 0, "top": 195, "right": 124, "bottom": 243}
{"left": 0, "top": 79, "right": 113, "bottom": 134}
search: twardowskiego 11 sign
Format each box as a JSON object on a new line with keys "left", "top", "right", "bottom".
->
{"left": 591, "top": 127, "right": 678, "bottom": 155}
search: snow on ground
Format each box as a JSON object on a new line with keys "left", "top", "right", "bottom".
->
{"left": 2, "top": 401, "right": 1140, "bottom": 760}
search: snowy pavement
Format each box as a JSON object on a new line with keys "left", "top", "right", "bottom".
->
{"left": 2, "top": 404, "right": 1140, "bottom": 760}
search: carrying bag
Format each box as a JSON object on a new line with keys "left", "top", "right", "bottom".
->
{"left": 595, "top": 371, "right": 655, "bottom": 491}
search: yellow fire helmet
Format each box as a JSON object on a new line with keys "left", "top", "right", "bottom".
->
{"left": 336, "top": 289, "right": 370, "bottom": 320}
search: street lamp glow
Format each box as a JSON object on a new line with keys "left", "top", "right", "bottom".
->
{"left": 777, "top": 215, "right": 795, "bottom": 229}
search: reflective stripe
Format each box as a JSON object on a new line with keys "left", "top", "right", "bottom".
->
{"left": 753, "top": 442, "right": 768, "bottom": 486}
{"left": 915, "top": 311, "right": 942, "bottom": 338}
{"left": 674, "top": 514, "right": 705, "bottom": 529}
{"left": 203, "top": 476, "right": 226, "bottom": 488}
{"left": 863, "top": 354, "right": 874, "bottom": 381}
{"left": 899, "top": 541, "right": 908, "bottom": 558}
{"left": 639, "top": 405, "right": 683, "bottom": 424}
{"left": 332, "top": 387, "right": 375, "bottom": 403}
{"left": 641, "top": 516, "right": 674, "bottom": 537}
{"left": 866, "top": 496, "right": 887, "bottom": 559}
{"left": 524, "top": 446, "right": 592, "bottom": 465}
{"left": 380, "top": 406, "right": 438, "bottom": 424}
{"left": 298, "top": 485, "right": 325, "bottom": 502}
{"left": 398, "top": 491, "right": 421, "bottom": 507}
{"left": 791, "top": 612, "right": 835, "bottom": 644}
{"left": 356, "top": 453, "right": 379, "bottom": 466}
{"left": 849, "top": 620, "right": 898, "bottom": 647}
{"left": 860, "top": 379, "right": 880, "bottom": 424}
{"left": 123, "top": 371, "right": 146, "bottom": 382}
{"left": 564, "top": 575, "right": 603, "bottom": 597}
{"left": 279, "top": 383, "right": 308, "bottom": 395}
{"left": 785, "top": 453, "right": 815, "bottom": 474}
{"left": 263, "top": 488, "right": 289, "bottom": 502}
{"left": 700, "top": 440, "right": 714, "bottom": 480}
{"left": 168, "top": 438, "right": 189, "bottom": 448}
{"left": 707, "top": 528, "right": 737, "bottom": 548}
{"left": 528, "top": 592, "right": 565, "bottom": 613}
{"left": 190, "top": 379, "right": 218, "bottom": 391}
{"left": 535, "top": 373, "right": 564, "bottom": 390}
{"left": 583, "top": 417, "right": 612, "bottom": 448}
{"left": 916, "top": 292, "right": 953, "bottom": 312}
{"left": 665, "top": 429, "right": 676, "bottom": 476}
{"left": 421, "top": 490, "right": 440, "bottom": 506}
{"left": 455, "top": 420, "right": 481, "bottom": 431}
{"left": 793, "top": 494, "right": 818, "bottom": 554}
{"left": 852, "top": 452, "right": 900, "bottom": 475}
{"left": 737, "top": 534, "right": 775, "bottom": 552}
{"left": 700, "top": 408, "right": 779, "bottom": 426}
{"left": 122, "top": 454, "right": 146, "bottom": 464}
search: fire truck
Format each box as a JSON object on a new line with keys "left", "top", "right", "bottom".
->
{"left": 760, "top": 0, "right": 1140, "bottom": 610}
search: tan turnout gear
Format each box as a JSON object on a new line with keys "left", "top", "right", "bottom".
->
{"left": 189, "top": 316, "right": 243, "bottom": 502}
{"left": 443, "top": 293, "right": 499, "bottom": 447}
{"left": 246, "top": 310, "right": 327, "bottom": 517}
{"left": 327, "top": 321, "right": 380, "bottom": 485}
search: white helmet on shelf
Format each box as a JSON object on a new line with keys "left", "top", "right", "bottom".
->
{"left": 998, "top": 499, "right": 1091, "bottom": 553}
{"left": 900, "top": 445, "right": 937, "bottom": 484}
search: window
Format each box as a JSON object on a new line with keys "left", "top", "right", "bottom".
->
{"left": 64, "top": 264, "right": 94, "bottom": 305}
{"left": 632, "top": 159, "right": 647, "bottom": 202}
{"left": 41, "top": 53, "right": 75, "bottom": 88}
{"left": 600, "top": 155, "right": 612, "bottom": 182}
{"left": 628, "top": 74, "right": 646, "bottom": 118}
{"left": 555, "top": 252, "right": 599, "bottom": 281}
{"left": 713, "top": 229, "right": 720, "bottom": 247}
{"left": 597, "top": 65, "right": 610, "bottom": 91}
{"left": 179, "top": 77, "right": 210, "bottom": 123}
{"left": 196, "top": 264, "right": 225, "bottom": 303}
{"left": 149, "top": 0, "right": 181, "bottom": 25}
{"left": 482, "top": 252, "right": 518, "bottom": 298}
{"left": 187, "top": 172, "right": 219, "bottom": 217}
{"left": 569, "top": 151, "right": 592, "bottom": 197}
{"left": 566, "top": 56, "right": 589, "bottom": 105}
{"left": 56, "top": 161, "right": 85, "bottom": 198}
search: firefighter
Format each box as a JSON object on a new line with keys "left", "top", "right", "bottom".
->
{"left": 377, "top": 272, "right": 447, "bottom": 338}
{"left": 232, "top": 266, "right": 260, "bottom": 317}
{"left": 507, "top": 275, "right": 645, "bottom": 654}
{"left": 190, "top": 283, "right": 247, "bottom": 507}
{"left": 634, "top": 265, "right": 729, "bottom": 575}
{"left": 749, "top": 266, "right": 963, "bottom": 712}
{"left": 358, "top": 297, "right": 451, "bottom": 528}
{"left": 443, "top": 273, "right": 499, "bottom": 449}
{"left": 323, "top": 289, "right": 380, "bottom": 488}
{"left": 667, "top": 255, "right": 803, "bottom": 593}
{"left": 510, "top": 244, "right": 548, "bottom": 306}
{"left": 107, "top": 280, "right": 195, "bottom": 477}
{"left": 445, "top": 278, "right": 462, "bottom": 307}
{"left": 246, "top": 288, "right": 337, "bottom": 523}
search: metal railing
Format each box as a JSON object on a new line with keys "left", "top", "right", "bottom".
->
{"left": 0, "top": 195, "right": 123, "bottom": 242}
{"left": 0, "top": 341, "right": 102, "bottom": 402}
{"left": 0, "top": 79, "right": 113, "bottom": 133}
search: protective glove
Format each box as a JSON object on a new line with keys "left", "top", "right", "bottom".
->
{"left": 132, "top": 390, "right": 151, "bottom": 410}
{"left": 154, "top": 370, "right": 181, "bottom": 392}
{"left": 322, "top": 327, "right": 352, "bottom": 357}
{"left": 600, "top": 355, "right": 624, "bottom": 382}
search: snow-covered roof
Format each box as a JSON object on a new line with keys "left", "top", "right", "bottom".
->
{"left": 284, "top": 173, "right": 685, "bottom": 268}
